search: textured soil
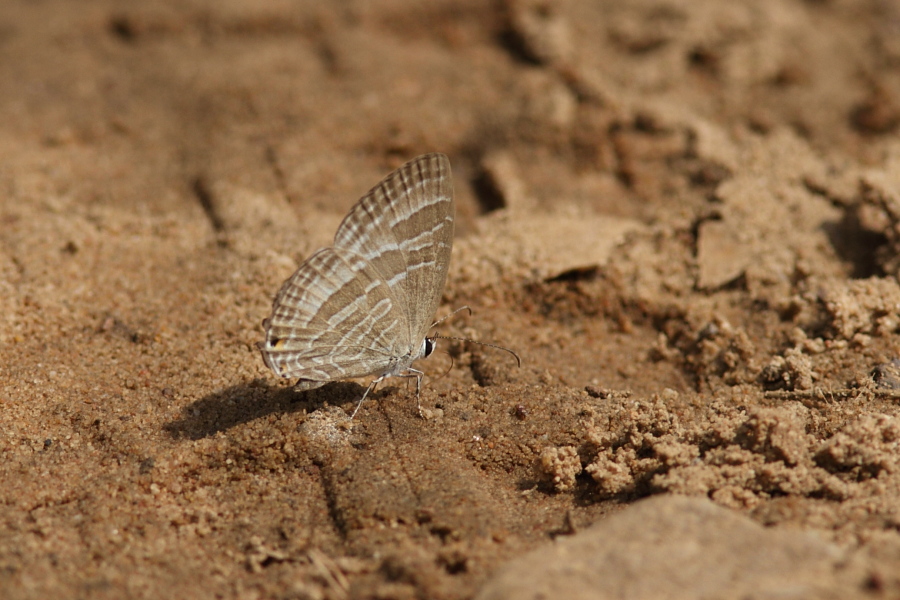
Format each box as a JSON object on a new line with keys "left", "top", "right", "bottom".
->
{"left": 4, "top": 1, "right": 900, "bottom": 598}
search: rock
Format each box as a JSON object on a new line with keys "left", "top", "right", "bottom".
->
{"left": 475, "top": 495, "right": 853, "bottom": 600}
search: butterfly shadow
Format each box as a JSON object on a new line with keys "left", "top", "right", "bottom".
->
{"left": 163, "top": 379, "right": 368, "bottom": 440}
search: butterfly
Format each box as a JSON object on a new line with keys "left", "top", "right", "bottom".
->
{"left": 258, "top": 153, "right": 454, "bottom": 417}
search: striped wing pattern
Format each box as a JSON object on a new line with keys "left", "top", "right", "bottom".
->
{"left": 259, "top": 153, "right": 454, "bottom": 387}
{"left": 333, "top": 153, "right": 454, "bottom": 346}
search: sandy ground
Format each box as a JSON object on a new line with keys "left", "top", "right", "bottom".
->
{"left": 3, "top": 1, "right": 900, "bottom": 598}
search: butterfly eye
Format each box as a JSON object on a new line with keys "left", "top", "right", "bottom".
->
{"left": 423, "top": 338, "right": 436, "bottom": 357}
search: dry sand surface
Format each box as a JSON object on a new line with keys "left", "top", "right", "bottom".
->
{"left": 4, "top": 1, "right": 900, "bottom": 598}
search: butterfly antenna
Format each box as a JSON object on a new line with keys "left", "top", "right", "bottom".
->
{"left": 431, "top": 334, "right": 521, "bottom": 368}
{"left": 433, "top": 350, "right": 455, "bottom": 380}
{"left": 431, "top": 305, "right": 473, "bottom": 328}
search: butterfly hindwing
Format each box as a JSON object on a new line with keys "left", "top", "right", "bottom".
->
{"left": 262, "top": 246, "right": 407, "bottom": 381}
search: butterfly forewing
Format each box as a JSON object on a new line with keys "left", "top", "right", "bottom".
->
{"left": 332, "top": 153, "right": 454, "bottom": 347}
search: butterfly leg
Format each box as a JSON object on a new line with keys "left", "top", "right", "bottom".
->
{"left": 404, "top": 368, "right": 425, "bottom": 416}
{"left": 351, "top": 369, "right": 425, "bottom": 419}
{"left": 383, "top": 369, "right": 427, "bottom": 415}
{"left": 351, "top": 376, "right": 384, "bottom": 419}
